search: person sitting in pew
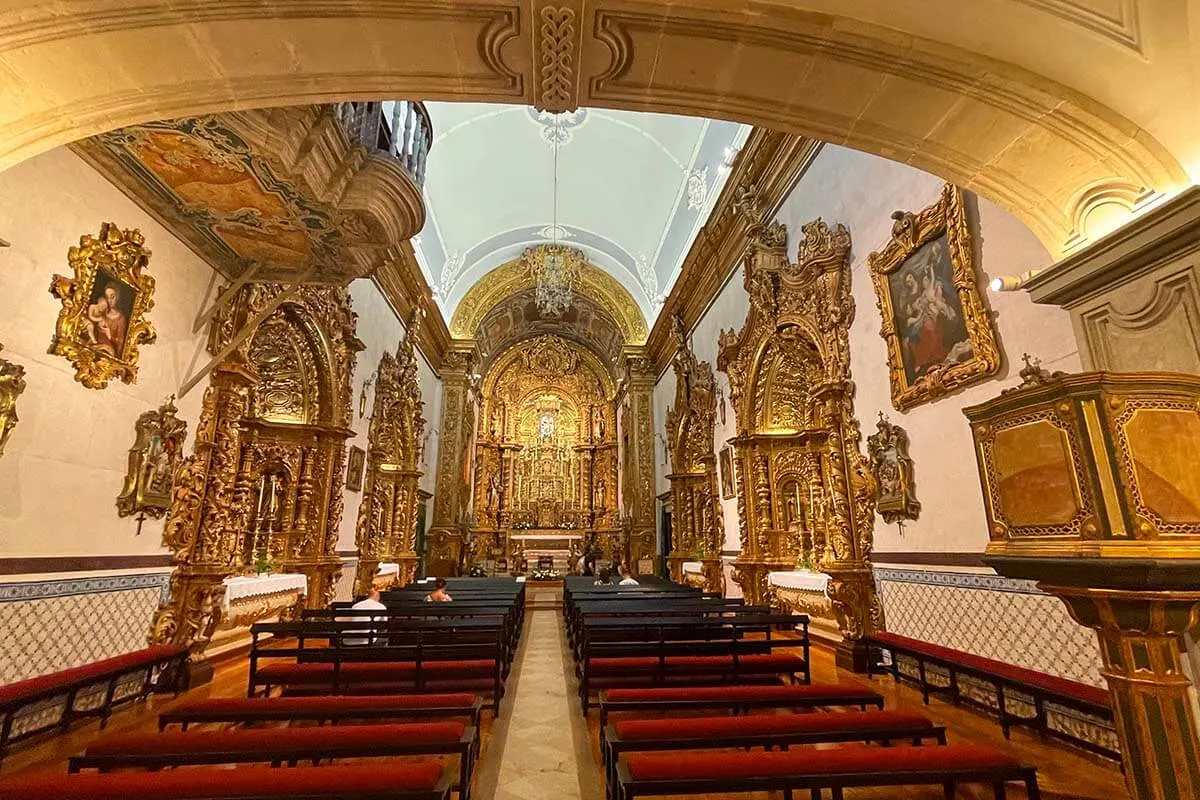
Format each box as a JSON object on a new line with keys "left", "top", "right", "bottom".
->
{"left": 425, "top": 577, "right": 454, "bottom": 603}
{"left": 593, "top": 567, "right": 613, "bottom": 586}
{"left": 342, "top": 588, "right": 386, "bottom": 645}
{"left": 618, "top": 565, "right": 639, "bottom": 586}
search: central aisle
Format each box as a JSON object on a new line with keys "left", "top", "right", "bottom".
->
{"left": 479, "top": 604, "right": 601, "bottom": 800}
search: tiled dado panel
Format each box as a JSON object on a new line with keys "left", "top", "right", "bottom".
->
{"left": 875, "top": 568, "right": 1104, "bottom": 687}
{"left": 0, "top": 572, "right": 169, "bottom": 684}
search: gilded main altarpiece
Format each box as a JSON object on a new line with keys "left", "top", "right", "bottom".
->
{"left": 353, "top": 310, "right": 426, "bottom": 594}
{"left": 149, "top": 284, "right": 363, "bottom": 666}
{"left": 468, "top": 335, "right": 621, "bottom": 573}
{"left": 718, "top": 218, "right": 883, "bottom": 668}
{"left": 664, "top": 313, "right": 724, "bottom": 591}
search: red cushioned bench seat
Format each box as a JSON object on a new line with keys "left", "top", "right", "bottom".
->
{"left": 867, "top": 631, "right": 1116, "bottom": 759}
{"left": 159, "top": 693, "right": 484, "bottom": 730}
{"left": 589, "top": 654, "right": 806, "bottom": 675}
{"left": 615, "top": 743, "right": 1040, "bottom": 800}
{"left": 69, "top": 723, "right": 477, "bottom": 800}
{"left": 598, "top": 682, "right": 884, "bottom": 737}
{"left": 0, "top": 762, "right": 450, "bottom": 800}
{"left": 602, "top": 710, "right": 944, "bottom": 800}
{"left": 0, "top": 645, "right": 187, "bottom": 768}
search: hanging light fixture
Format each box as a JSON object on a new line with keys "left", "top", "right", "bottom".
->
{"left": 534, "top": 120, "right": 575, "bottom": 317}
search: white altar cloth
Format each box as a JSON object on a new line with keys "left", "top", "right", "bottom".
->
{"left": 767, "top": 570, "right": 830, "bottom": 593}
{"left": 682, "top": 561, "right": 703, "bottom": 575}
{"left": 222, "top": 573, "right": 308, "bottom": 610}
{"left": 376, "top": 562, "right": 400, "bottom": 578}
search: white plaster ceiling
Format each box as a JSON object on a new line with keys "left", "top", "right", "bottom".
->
{"left": 404, "top": 102, "right": 749, "bottom": 326}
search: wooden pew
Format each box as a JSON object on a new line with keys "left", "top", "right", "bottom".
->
{"left": 159, "top": 693, "right": 485, "bottom": 730}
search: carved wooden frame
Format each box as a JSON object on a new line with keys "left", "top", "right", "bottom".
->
{"left": 867, "top": 184, "right": 1000, "bottom": 410}
{"left": 117, "top": 396, "right": 188, "bottom": 518}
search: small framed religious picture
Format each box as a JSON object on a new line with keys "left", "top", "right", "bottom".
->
{"left": 346, "top": 446, "right": 366, "bottom": 492}
{"left": 867, "top": 184, "right": 1000, "bottom": 410}
{"left": 718, "top": 445, "right": 736, "bottom": 499}
{"left": 48, "top": 223, "right": 157, "bottom": 389}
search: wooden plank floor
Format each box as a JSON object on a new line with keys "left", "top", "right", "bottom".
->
{"left": 3, "top": 618, "right": 1129, "bottom": 800}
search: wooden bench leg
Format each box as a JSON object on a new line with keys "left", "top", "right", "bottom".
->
{"left": 943, "top": 782, "right": 955, "bottom": 799}
{"left": 1026, "top": 774, "right": 1042, "bottom": 800}
{"left": 997, "top": 684, "right": 1010, "bottom": 739}
{"left": 918, "top": 659, "right": 930, "bottom": 704}
{"left": 1034, "top": 696, "right": 1047, "bottom": 741}
{"left": 992, "top": 781, "right": 1007, "bottom": 800}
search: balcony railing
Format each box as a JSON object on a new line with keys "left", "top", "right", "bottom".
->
{"left": 334, "top": 100, "right": 432, "bottom": 189}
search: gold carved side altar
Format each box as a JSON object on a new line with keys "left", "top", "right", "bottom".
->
{"left": 150, "top": 284, "right": 362, "bottom": 672}
{"left": 469, "top": 336, "right": 619, "bottom": 570}
{"left": 664, "top": 313, "right": 723, "bottom": 591}
{"left": 966, "top": 368, "right": 1200, "bottom": 800}
{"left": 354, "top": 310, "right": 426, "bottom": 594}
{"left": 718, "top": 219, "right": 882, "bottom": 671}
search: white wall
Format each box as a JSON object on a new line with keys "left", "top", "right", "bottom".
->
{"left": 0, "top": 147, "right": 217, "bottom": 557}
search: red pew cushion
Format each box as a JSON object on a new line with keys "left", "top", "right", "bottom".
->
{"left": 625, "top": 743, "right": 1022, "bottom": 782}
{"left": 257, "top": 660, "right": 494, "bottom": 684}
{"left": 590, "top": 654, "right": 804, "bottom": 675}
{"left": 605, "top": 683, "right": 877, "bottom": 703}
{"left": 0, "top": 763, "right": 444, "bottom": 800}
{"left": 85, "top": 721, "right": 467, "bottom": 757}
{"left": 0, "top": 646, "right": 183, "bottom": 705}
{"left": 170, "top": 692, "right": 477, "bottom": 716}
{"left": 614, "top": 710, "right": 933, "bottom": 740}
{"left": 873, "top": 632, "right": 1110, "bottom": 708}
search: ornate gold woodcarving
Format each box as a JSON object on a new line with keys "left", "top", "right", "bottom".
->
{"left": 664, "top": 313, "right": 723, "bottom": 589}
{"left": 354, "top": 311, "right": 426, "bottom": 594}
{"left": 150, "top": 285, "right": 361, "bottom": 663}
{"left": 449, "top": 256, "right": 648, "bottom": 344}
{"left": 117, "top": 396, "right": 188, "bottom": 519}
{"left": 0, "top": 344, "right": 26, "bottom": 459}
{"left": 428, "top": 345, "right": 479, "bottom": 575}
{"left": 536, "top": 5, "right": 579, "bottom": 113}
{"left": 867, "top": 184, "right": 1000, "bottom": 410}
{"left": 866, "top": 413, "right": 920, "bottom": 524}
{"left": 48, "top": 223, "right": 157, "bottom": 389}
{"left": 718, "top": 218, "right": 881, "bottom": 666}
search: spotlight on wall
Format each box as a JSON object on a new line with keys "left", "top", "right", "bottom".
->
{"left": 988, "top": 269, "right": 1044, "bottom": 293}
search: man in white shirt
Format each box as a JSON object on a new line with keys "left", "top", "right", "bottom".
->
{"left": 342, "top": 588, "right": 386, "bottom": 646}
{"left": 618, "top": 565, "right": 639, "bottom": 586}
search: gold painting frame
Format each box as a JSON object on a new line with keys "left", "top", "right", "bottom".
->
{"left": 117, "top": 396, "right": 188, "bottom": 518}
{"left": 867, "top": 184, "right": 1000, "bottom": 410}
{"left": 346, "top": 445, "right": 366, "bottom": 492}
{"left": 0, "top": 344, "right": 26, "bottom": 460}
{"left": 48, "top": 223, "right": 157, "bottom": 389}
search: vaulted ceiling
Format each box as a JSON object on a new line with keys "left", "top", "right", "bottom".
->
{"left": 411, "top": 103, "right": 749, "bottom": 328}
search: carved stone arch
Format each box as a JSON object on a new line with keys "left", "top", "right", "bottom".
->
{"left": 719, "top": 219, "right": 882, "bottom": 671}
{"left": 354, "top": 312, "right": 426, "bottom": 594}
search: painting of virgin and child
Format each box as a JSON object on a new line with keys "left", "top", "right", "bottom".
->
{"left": 886, "top": 234, "right": 972, "bottom": 385}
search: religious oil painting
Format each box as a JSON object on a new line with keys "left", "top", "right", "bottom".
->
{"left": 719, "top": 445, "right": 736, "bottom": 499}
{"left": 347, "top": 445, "right": 366, "bottom": 492}
{"left": 49, "top": 222, "right": 157, "bottom": 389}
{"left": 868, "top": 184, "right": 1000, "bottom": 410}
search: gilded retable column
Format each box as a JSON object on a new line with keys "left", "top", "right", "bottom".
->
{"left": 427, "top": 345, "right": 478, "bottom": 576}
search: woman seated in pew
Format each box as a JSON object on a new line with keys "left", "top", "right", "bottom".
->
{"left": 341, "top": 588, "right": 386, "bottom": 645}
{"left": 424, "top": 577, "right": 454, "bottom": 603}
{"left": 617, "top": 565, "right": 639, "bottom": 586}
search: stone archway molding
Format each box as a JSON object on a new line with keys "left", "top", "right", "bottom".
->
{"left": 0, "top": 0, "right": 1187, "bottom": 257}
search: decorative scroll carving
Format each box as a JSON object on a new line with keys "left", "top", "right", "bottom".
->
{"left": 718, "top": 218, "right": 881, "bottom": 662}
{"left": 354, "top": 310, "right": 426, "bottom": 594}
{"left": 150, "top": 285, "right": 361, "bottom": 662}
{"left": 866, "top": 412, "right": 920, "bottom": 524}
{"left": 867, "top": 184, "right": 1001, "bottom": 410}
{"left": 664, "top": 313, "right": 723, "bottom": 590}
{"left": 536, "top": 5, "right": 578, "bottom": 113}
{"left": 0, "top": 344, "right": 26, "bottom": 459}
{"left": 117, "top": 396, "right": 188, "bottom": 519}
{"left": 48, "top": 223, "right": 157, "bottom": 388}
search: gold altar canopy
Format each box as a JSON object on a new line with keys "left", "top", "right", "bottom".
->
{"left": 150, "top": 284, "right": 362, "bottom": 664}
{"left": 471, "top": 335, "right": 618, "bottom": 568}
{"left": 354, "top": 311, "right": 426, "bottom": 595}
{"left": 718, "top": 218, "right": 881, "bottom": 670}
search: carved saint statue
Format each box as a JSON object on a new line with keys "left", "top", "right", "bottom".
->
{"left": 489, "top": 406, "right": 500, "bottom": 440}
{"left": 486, "top": 475, "right": 499, "bottom": 510}
{"left": 596, "top": 478, "right": 606, "bottom": 509}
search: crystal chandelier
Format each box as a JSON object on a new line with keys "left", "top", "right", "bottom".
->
{"left": 535, "top": 118, "right": 574, "bottom": 317}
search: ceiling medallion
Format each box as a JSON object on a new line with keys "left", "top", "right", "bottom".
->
{"left": 523, "top": 244, "right": 583, "bottom": 317}
{"left": 687, "top": 166, "right": 709, "bottom": 210}
{"left": 527, "top": 108, "right": 588, "bottom": 147}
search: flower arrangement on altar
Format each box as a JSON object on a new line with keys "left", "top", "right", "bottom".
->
{"left": 530, "top": 566, "right": 561, "bottom": 581}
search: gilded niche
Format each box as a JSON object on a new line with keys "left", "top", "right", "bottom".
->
{"left": 117, "top": 396, "right": 188, "bottom": 519}
{"left": 354, "top": 310, "right": 426, "bottom": 593}
{"left": 718, "top": 218, "right": 882, "bottom": 663}
{"left": 664, "top": 312, "right": 723, "bottom": 589}
{"left": 866, "top": 413, "right": 920, "bottom": 524}
{"left": 867, "top": 184, "right": 1000, "bottom": 410}
{"left": 48, "top": 223, "right": 157, "bottom": 389}
{"left": 0, "top": 344, "right": 26, "bottom": 459}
